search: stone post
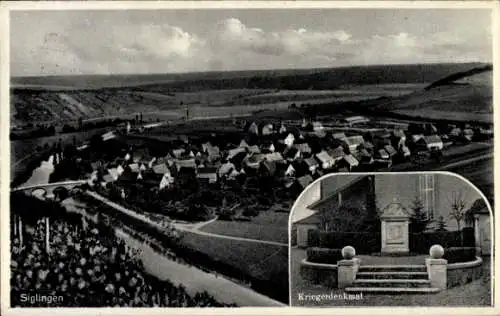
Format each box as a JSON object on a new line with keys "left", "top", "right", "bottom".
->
{"left": 474, "top": 214, "right": 482, "bottom": 256}
{"left": 426, "top": 245, "right": 447, "bottom": 290}
{"left": 337, "top": 246, "right": 359, "bottom": 288}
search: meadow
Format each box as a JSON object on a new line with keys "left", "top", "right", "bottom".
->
{"left": 200, "top": 211, "right": 290, "bottom": 244}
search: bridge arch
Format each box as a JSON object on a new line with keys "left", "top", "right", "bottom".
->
{"left": 53, "top": 186, "right": 69, "bottom": 201}
{"left": 31, "top": 188, "right": 47, "bottom": 199}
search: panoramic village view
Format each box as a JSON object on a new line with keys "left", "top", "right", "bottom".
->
{"left": 8, "top": 7, "right": 493, "bottom": 308}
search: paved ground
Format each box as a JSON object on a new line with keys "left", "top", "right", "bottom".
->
{"left": 290, "top": 248, "right": 492, "bottom": 307}
{"left": 357, "top": 254, "right": 428, "bottom": 265}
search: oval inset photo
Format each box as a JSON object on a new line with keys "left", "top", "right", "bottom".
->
{"left": 289, "top": 172, "right": 493, "bottom": 307}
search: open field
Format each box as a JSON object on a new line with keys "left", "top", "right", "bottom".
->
{"left": 393, "top": 109, "right": 492, "bottom": 124}
{"left": 200, "top": 211, "right": 289, "bottom": 244}
{"left": 290, "top": 248, "right": 492, "bottom": 307}
{"left": 178, "top": 231, "right": 289, "bottom": 302}
{"left": 11, "top": 63, "right": 488, "bottom": 126}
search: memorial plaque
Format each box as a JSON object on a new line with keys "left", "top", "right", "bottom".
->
{"left": 380, "top": 201, "right": 410, "bottom": 254}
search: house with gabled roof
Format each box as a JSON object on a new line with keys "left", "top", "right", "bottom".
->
{"left": 417, "top": 135, "right": 444, "bottom": 151}
{"left": 315, "top": 151, "right": 335, "bottom": 170}
{"left": 152, "top": 162, "right": 170, "bottom": 175}
{"left": 343, "top": 135, "right": 365, "bottom": 153}
{"left": 294, "top": 143, "right": 312, "bottom": 156}
{"left": 303, "top": 157, "right": 319, "bottom": 173}
{"left": 284, "top": 146, "right": 301, "bottom": 162}
{"left": 338, "top": 154, "right": 359, "bottom": 172}
{"left": 260, "top": 160, "right": 277, "bottom": 177}
{"left": 197, "top": 167, "right": 218, "bottom": 184}
{"left": 227, "top": 147, "right": 247, "bottom": 160}
{"left": 284, "top": 133, "right": 295, "bottom": 148}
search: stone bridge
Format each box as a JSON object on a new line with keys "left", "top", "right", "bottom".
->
{"left": 11, "top": 180, "right": 87, "bottom": 199}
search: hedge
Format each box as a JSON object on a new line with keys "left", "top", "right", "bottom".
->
{"left": 444, "top": 247, "right": 477, "bottom": 264}
{"left": 409, "top": 228, "right": 475, "bottom": 254}
{"left": 306, "top": 247, "right": 343, "bottom": 264}
{"left": 307, "top": 230, "right": 381, "bottom": 254}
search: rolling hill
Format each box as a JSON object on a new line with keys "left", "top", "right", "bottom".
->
{"left": 373, "top": 65, "right": 493, "bottom": 123}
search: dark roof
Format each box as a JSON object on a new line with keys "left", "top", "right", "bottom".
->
{"left": 304, "top": 157, "right": 319, "bottom": 167}
{"left": 118, "top": 170, "right": 139, "bottom": 182}
{"left": 296, "top": 175, "right": 314, "bottom": 188}
{"left": 467, "top": 198, "right": 490, "bottom": 215}
{"left": 198, "top": 167, "right": 218, "bottom": 174}
{"left": 284, "top": 146, "right": 300, "bottom": 159}
{"left": 328, "top": 146, "right": 345, "bottom": 159}
{"left": 260, "top": 160, "right": 276, "bottom": 175}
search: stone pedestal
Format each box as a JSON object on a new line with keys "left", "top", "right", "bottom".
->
{"left": 337, "top": 258, "right": 360, "bottom": 288}
{"left": 380, "top": 202, "right": 410, "bottom": 255}
{"left": 426, "top": 258, "right": 447, "bottom": 290}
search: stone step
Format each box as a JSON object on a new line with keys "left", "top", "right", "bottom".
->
{"left": 356, "top": 271, "right": 429, "bottom": 280}
{"left": 353, "top": 278, "right": 431, "bottom": 288}
{"left": 345, "top": 287, "right": 442, "bottom": 294}
{"left": 358, "top": 265, "right": 427, "bottom": 272}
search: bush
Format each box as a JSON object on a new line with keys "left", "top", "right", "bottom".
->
{"left": 306, "top": 247, "right": 343, "bottom": 264}
{"left": 307, "top": 230, "right": 381, "bottom": 254}
{"left": 444, "top": 247, "right": 477, "bottom": 264}
{"left": 409, "top": 229, "right": 475, "bottom": 254}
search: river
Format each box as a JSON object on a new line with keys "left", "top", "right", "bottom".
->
{"left": 19, "top": 155, "right": 55, "bottom": 188}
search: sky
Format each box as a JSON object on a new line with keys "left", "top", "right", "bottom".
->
{"left": 10, "top": 9, "right": 493, "bottom": 76}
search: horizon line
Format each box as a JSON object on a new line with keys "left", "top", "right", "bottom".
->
{"left": 10, "top": 61, "right": 492, "bottom": 79}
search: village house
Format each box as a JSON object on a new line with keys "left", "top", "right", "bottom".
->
{"left": 338, "top": 154, "right": 359, "bottom": 172}
{"left": 227, "top": 146, "right": 247, "bottom": 160}
{"left": 294, "top": 143, "right": 312, "bottom": 156}
{"left": 384, "top": 144, "right": 398, "bottom": 159}
{"left": 247, "top": 145, "right": 261, "bottom": 154}
{"left": 283, "top": 133, "right": 295, "bottom": 147}
{"left": 279, "top": 123, "right": 287, "bottom": 134}
{"left": 260, "top": 160, "right": 277, "bottom": 177}
{"left": 327, "top": 146, "right": 346, "bottom": 165}
{"left": 197, "top": 167, "right": 218, "bottom": 184}
{"left": 342, "top": 116, "right": 370, "bottom": 126}
{"left": 332, "top": 132, "right": 347, "bottom": 141}
{"left": 417, "top": 135, "right": 444, "bottom": 151}
{"left": 244, "top": 153, "right": 266, "bottom": 169}
{"left": 315, "top": 151, "right": 335, "bottom": 170}
{"left": 303, "top": 157, "right": 320, "bottom": 174}
{"left": 261, "top": 123, "right": 274, "bottom": 136}
{"left": 264, "top": 152, "right": 285, "bottom": 163}
{"left": 291, "top": 175, "right": 315, "bottom": 196}
{"left": 218, "top": 161, "right": 236, "bottom": 178}
{"left": 343, "top": 135, "right": 365, "bottom": 154}
{"left": 279, "top": 145, "right": 298, "bottom": 161}
{"left": 171, "top": 148, "right": 186, "bottom": 159}
{"left": 283, "top": 163, "right": 296, "bottom": 177}
{"left": 239, "top": 139, "right": 249, "bottom": 148}
{"left": 247, "top": 122, "right": 259, "bottom": 135}
{"left": 312, "top": 121, "right": 324, "bottom": 132}
{"left": 175, "top": 158, "right": 197, "bottom": 173}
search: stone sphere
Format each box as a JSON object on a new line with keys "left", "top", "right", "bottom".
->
{"left": 429, "top": 244, "right": 445, "bottom": 259}
{"left": 342, "top": 246, "right": 356, "bottom": 259}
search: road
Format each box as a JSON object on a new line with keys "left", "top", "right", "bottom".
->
{"left": 61, "top": 198, "right": 285, "bottom": 307}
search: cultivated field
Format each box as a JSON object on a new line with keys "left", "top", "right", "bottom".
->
{"left": 200, "top": 211, "right": 289, "bottom": 244}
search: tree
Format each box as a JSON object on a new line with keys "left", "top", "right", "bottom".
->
{"left": 436, "top": 216, "right": 447, "bottom": 232}
{"left": 409, "top": 198, "right": 433, "bottom": 234}
{"left": 448, "top": 190, "right": 469, "bottom": 245}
